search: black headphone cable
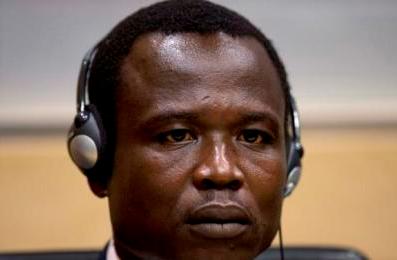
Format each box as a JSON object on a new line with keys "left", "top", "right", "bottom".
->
{"left": 278, "top": 223, "right": 285, "bottom": 260}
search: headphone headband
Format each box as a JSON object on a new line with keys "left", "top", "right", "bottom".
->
{"left": 77, "top": 47, "right": 97, "bottom": 113}
{"left": 289, "top": 95, "right": 301, "bottom": 142}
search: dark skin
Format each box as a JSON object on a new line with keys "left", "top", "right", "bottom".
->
{"left": 90, "top": 32, "right": 287, "bottom": 259}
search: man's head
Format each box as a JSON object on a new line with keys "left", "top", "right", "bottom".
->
{"left": 88, "top": 0, "right": 291, "bottom": 184}
{"left": 69, "top": 0, "right": 300, "bottom": 259}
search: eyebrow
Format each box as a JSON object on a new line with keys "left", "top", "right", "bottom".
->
{"left": 140, "top": 110, "right": 280, "bottom": 131}
{"left": 236, "top": 111, "right": 281, "bottom": 133}
{"left": 141, "top": 111, "right": 200, "bottom": 128}
{"left": 239, "top": 111, "right": 277, "bottom": 125}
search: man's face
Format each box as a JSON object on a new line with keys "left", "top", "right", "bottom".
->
{"left": 106, "top": 32, "right": 287, "bottom": 259}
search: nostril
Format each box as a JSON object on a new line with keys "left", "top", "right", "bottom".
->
{"left": 199, "top": 178, "right": 242, "bottom": 190}
{"left": 201, "top": 178, "right": 215, "bottom": 190}
{"left": 228, "top": 179, "right": 242, "bottom": 190}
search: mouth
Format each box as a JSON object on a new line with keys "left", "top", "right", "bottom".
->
{"left": 186, "top": 203, "right": 251, "bottom": 239}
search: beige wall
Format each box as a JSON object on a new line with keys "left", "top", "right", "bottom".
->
{"left": 1, "top": 127, "right": 396, "bottom": 259}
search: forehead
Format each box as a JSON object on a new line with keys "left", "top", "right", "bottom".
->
{"left": 127, "top": 32, "right": 269, "bottom": 75}
{"left": 118, "top": 32, "right": 284, "bottom": 122}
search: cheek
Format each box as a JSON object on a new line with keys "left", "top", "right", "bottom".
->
{"left": 107, "top": 144, "right": 194, "bottom": 233}
{"left": 247, "top": 157, "right": 285, "bottom": 201}
{"left": 242, "top": 152, "right": 286, "bottom": 229}
{"left": 256, "top": 163, "right": 284, "bottom": 249}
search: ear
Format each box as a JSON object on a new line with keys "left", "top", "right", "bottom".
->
{"left": 87, "top": 178, "right": 108, "bottom": 198}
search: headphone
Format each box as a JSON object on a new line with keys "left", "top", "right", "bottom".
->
{"left": 67, "top": 46, "right": 304, "bottom": 197}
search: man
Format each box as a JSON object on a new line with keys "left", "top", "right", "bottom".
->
{"left": 67, "top": 0, "right": 303, "bottom": 259}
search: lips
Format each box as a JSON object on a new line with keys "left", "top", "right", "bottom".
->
{"left": 187, "top": 203, "right": 251, "bottom": 239}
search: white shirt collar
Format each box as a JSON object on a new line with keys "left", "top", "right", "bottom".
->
{"left": 106, "top": 239, "right": 120, "bottom": 260}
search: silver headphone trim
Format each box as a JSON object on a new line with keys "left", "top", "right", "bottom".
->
{"left": 69, "top": 134, "right": 98, "bottom": 169}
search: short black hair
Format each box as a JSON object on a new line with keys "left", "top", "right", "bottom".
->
{"left": 89, "top": 0, "right": 291, "bottom": 181}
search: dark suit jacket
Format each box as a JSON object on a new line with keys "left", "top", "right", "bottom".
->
{"left": 97, "top": 243, "right": 108, "bottom": 260}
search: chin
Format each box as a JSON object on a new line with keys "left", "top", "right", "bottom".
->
{"left": 176, "top": 250, "right": 255, "bottom": 260}
{"left": 114, "top": 229, "right": 273, "bottom": 260}
{"left": 169, "top": 229, "right": 273, "bottom": 260}
{"left": 115, "top": 236, "right": 273, "bottom": 260}
{"left": 171, "top": 241, "right": 269, "bottom": 260}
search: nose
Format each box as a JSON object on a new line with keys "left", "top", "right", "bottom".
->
{"left": 192, "top": 140, "right": 244, "bottom": 191}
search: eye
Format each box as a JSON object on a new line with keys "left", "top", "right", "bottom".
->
{"left": 158, "top": 129, "right": 195, "bottom": 144}
{"left": 237, "top": 129, "right": 272, "bottom": 145}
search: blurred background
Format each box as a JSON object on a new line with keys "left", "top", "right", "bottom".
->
{"left": 1, "top": 0, "right": 396, "bottom": 259}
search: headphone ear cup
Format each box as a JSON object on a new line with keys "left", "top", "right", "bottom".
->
{"left": 67, "top": 105, "right": 104, "bottom": 177}
{"left": 284, "top": 142, "right": 303, "bottom": 197}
